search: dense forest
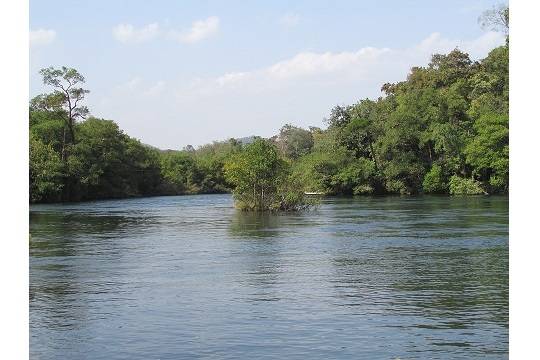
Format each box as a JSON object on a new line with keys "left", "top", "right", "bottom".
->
{"left": 30, "top": 8, "right": 508, "bottom": 204}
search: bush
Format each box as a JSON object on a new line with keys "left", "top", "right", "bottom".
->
{"left": 353, "top": 184, "right": 374, "bottom": 195}
{"left": 225, "top": 139, "right": 312, "bottom": 211}
{"left": 29, "top": 135, "right": 64, "bottom": 202}
{"left": 332, "top": 158, "right": 376, "bottom": 195}
{"left": 448, "top": 175, "right": 485, "bottom": 195}
{"left": 385, "top": 179, "right": 408, "bottom": 195}
{"left": 423, "top": 164, "right": 448, "bottom": 193}
{"left": 277, "top": 175, "right": 318, "bottom": 211}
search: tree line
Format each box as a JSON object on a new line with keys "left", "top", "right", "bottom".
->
{"left": 291, "top": 44, "right": 508, "bottom": 197}
{"left": 30, "top": 9, "right": 508, "bottom": 205}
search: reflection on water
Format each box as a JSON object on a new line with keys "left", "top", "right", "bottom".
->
{"left": 30, "top": 194, "right": 508, "bottom": 359}
{"left": 229, "top": 211, "right": 285, "bottom": 238}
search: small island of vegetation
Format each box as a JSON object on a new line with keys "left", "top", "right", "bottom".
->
{"left": 224, "top": 138, "right": 314, "bottom": 211}
{"left": 29, "top": 7, "right": 508, "bottom": 210}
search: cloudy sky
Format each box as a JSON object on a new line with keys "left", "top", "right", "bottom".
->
{"left": 30, "top": 0, "right": 506, "bottom": 149}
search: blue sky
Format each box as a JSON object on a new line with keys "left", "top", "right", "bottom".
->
{"left": 30, "top": 0, "right": 506, "bottom": 149}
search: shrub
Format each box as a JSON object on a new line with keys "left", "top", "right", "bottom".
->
{"left": 29, "top": 135, "right": 64, "bottom": 202}
{"left": 448, "top": 175, "right": 485, "bottom": 195}
{"left": 422, "top": 164, "right": 448, "bottom": 193}
{"left": 353, "top": 184, "right": 374, "bottom": 195}
{"left": 225, "top": 138, "right": 312, "bottom": 211}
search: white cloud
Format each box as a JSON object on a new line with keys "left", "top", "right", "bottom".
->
{"left": 413, "top": 31, "right": 503, "bottom": 58}
{"left": 216, "top": 72, "right": 248, "bottom": 87}
{"left": 267, "top": 47, "right": 389, "bottom": 79}
{"left": 179, "top": 46, "right": 390, "bottom": 96}
{"left": 171, "top": 16, "right": 220, "bottom": 44}
{"left": 29, "top": 29, "right": 56, "bottom": 46}
{"left": 279, "top": 13, "right": 301, "bottom": 28}
{"left": 143, "top": 81, "right": 166, "bottom": 96}
{"left": 461, "top": 31, "right": 505, "bottom": 57}
{"left": 116, "top": 77, "right": 142, "bottom": 91}
{"left": 111, "top": 17, "right": 221, "bottom": 45}
{"left": 113, "top": 78, "right": 166, "bottom": 97}
{"left": 112, "top": 23, "right": 159, "bottom": 43}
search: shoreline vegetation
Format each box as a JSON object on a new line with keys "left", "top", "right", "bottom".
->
{"left": 30, "top": 8, "right": 508, "bottom": 210}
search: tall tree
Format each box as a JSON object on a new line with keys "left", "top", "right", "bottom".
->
{"left": 478, "top": 3, "right": 509, "bottom": 35}
{"left": 39, "top": 66, "right": 90, "bottom": 160}
{"left": 275, "top": 124, "right": 314, "bottom": 160}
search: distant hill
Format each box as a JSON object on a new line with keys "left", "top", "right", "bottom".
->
{"left": 142, "top": 135, "right": 260, "bottom": 153}
{"left": 236, "top": 135, "right": 258, "bottom": 145}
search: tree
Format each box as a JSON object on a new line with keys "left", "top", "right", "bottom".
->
{"left": 325, "top": 105, "right": 352, "bottom": 128}
{"left": 29, "top": 134, "right": 64, "bottom": 202}
{"left": 465, "top": 113, "right": 509, "bottom": 192}
{"left": 275, "top": 124, "right": 314, "bottom": 159}
{"left": 63, "top": 118, "right": 162, "bottom": 200}
{"left": 224, "top": 139, "right": 308, "bottom": 211}
{"left": 429, "top": 48, "right": 473, "bottom": 87}
{"left": 337, "top": 99, "right": 380, "bottom": 170}
{"left": 478, "top": 4, "right": 509, "bottom": 35}
{"left": 333, "top": 158, "right": 377, "bottom": 195}
{"left": 422, "top": 164, "right": 448, "bottom": 193}
{"left": 159, "top": 151, "right": 200, "bottom": 194}
{"left": 29, "top": 106, "right": 65, "bottom": 154}
{"left": 124, "top": 139, "right": 162, "bottom": 196}
{"left": 193, "top": 139, "right": 242, "bottom": 193}
{"left": 39, "top": 66, "right": 90, "bottom": 160}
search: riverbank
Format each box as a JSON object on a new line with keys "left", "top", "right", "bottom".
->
{"left": 30, "top": 190, "right": 502, "bottom": 206}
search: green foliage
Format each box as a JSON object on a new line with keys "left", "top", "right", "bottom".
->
{"left": 286, "top": 41, "right": 507, "bottom": 198}
{"left": 39, "top": 66, "right": 90, "bottom": 148}
{"left": 193, "top": 138, "right": 243, "bottom": 193}
{"left": 277, "top": 174, "right": 317, "bottom": 211}
{"left": 28, "top": 80, "right": 240, "bottom": 203}
{"left": 325, "top": 105, "right": 352, "bottom": 128}
{"left": 29, "top": 135, "right": 64, "bottom": 202}
{"left": 224, "top": 138, "right": 285, "bottom": 210}
{"left": 29, "top": 111, "right": 164, "bottom": 202}
{"left": 336, "top": 100, "right": 380, "bottom": 165}
{"left": 159, "top": 151, "right": 200, "bottom": 194}
{"left": 29, "top": 111, "right": 65, "bottom": 154}
{"left": 275, "top": 124, "right": 314, "bottom": 159}
{"left": 333, "top": 158, "right": 377, "bottom": 195}
{"left": 225, "top": 139, "right": 309, "bottom": 211}
{"left": 65, "top": 118, "right": 161, "bottom": 200}
{"left": 381, "top": 152, "right": 425, "bottom": 195}
{"left": 465, "top": 113, "right": 509, "bottom": 193}
{"left": 292, "top": 151, "right": 338, "bottom": 194}
{"left": 449, "top": 175, "right": 485, "bottom": 195}
{"left": 422, "top": 164, "right": 448, "bottom": 194}
{"left": 291, "top": 129, "right": 354, "bottom": 195}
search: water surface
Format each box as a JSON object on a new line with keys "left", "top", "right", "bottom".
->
{"left": 30, "top": 194, "right": 508, "bottom": 359}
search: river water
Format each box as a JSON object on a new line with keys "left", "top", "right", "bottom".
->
{"left": 29, "top": 194, "right": 508, "bottom": 359}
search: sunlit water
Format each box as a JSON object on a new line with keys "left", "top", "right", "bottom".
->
{"left": 30, "top": 194, "right": 508, "bottom": 359}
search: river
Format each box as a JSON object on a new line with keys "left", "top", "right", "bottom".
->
{"left": 29, "top": 194, "right": 508, "bottom": 359}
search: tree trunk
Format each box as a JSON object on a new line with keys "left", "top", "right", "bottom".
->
{"left": 66, "top": 92, "right": 76, "bottom": 144}
{"left": 68, "top": 118, "right": 76, "bottom": 144}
